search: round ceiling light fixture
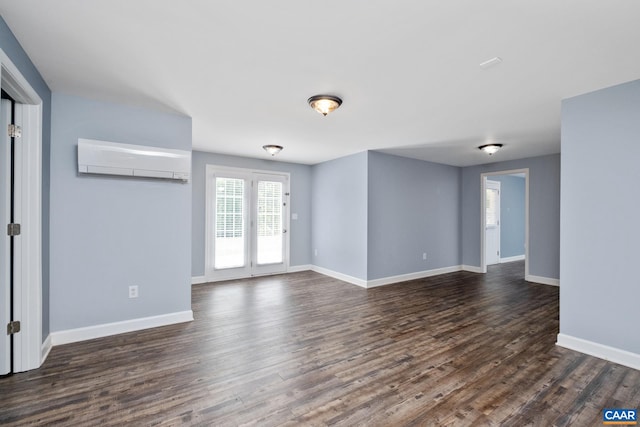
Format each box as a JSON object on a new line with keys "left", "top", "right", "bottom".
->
{"left": 308, "top": 94, "right": 342, "bottom": 116}
{"left": 263, "top": 144, "right": 283, "bottom": 156}
{"left": 478, "top": 143, "right": 503, "bottom": 155}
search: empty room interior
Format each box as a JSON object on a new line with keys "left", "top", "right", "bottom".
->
{"left": 1, "top": 1, "right": 639, "bottom": 426}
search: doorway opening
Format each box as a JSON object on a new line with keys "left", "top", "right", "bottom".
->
{"left": 481, "top": 169, "right": 529, "bottom": 277}
{"left": 205, "top": 165, "right": 290, "bottom": 282}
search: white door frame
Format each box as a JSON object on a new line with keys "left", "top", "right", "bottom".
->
{"left": 205, "top": 165, "right": 290, "bottom": 282}
{"left": 1, "top": 98, "right": 11, "bottom": 375}
{"left": 0, "top": 49, "right": 44, "bottom": 372}
{"left": 480, "top": 169, "right": 529, "bottom": 276}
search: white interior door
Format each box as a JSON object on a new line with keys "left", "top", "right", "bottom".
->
{"left": 1, "top": 98, "right": 12, "bottom": 375}
{"left": 206, "top": 166, "right": 289, "bottom": 281}
{"left": 485, "top": 179, "right": 501, "bottom": 266}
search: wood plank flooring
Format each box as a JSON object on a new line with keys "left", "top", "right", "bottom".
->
{"left": 1, "top": 261, "right": 639, "bottom": 426}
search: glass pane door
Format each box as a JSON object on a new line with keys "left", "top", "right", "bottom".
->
{"left": 206, "top": 166, "right": 289, "bottom": 280}
{"left": 214, "top": 176, "right": 247, "bottom": 270}
{"left": 256, "top": 180, "right": 283, "bottom": 265}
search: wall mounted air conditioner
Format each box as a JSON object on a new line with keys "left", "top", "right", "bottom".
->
{"left": 78, "top": 138, "right": 190, "bottom": 182}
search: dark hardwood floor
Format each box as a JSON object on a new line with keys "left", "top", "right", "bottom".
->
{"left": 1, "top": 261, "right": 638, "bottom": 426}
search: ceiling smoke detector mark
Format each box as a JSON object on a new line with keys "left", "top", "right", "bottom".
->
{"left": 479, "top": 57, "right": 503, "bottom": 69}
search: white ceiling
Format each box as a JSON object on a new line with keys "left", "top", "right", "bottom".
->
{"left": 1, "top": 1, "right": 639, "bottom": 166}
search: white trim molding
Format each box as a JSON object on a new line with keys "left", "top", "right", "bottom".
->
{"left": 311, "top": 265, "right": 466, "bottom": 289}
{"left": 557, "top": 333, "right": 640, "bottom": 371}
{"left": 288, "top": 264, "right": 312, "bottom": 273}
{"left": 462, "top": 265, "right": 484, "bottom": 274}
{"left": 191, "top": 276, "right": 207, "bottom": 285}
{"left": 310, "top": 266, "right": 367, "bottom": 288}
{"left": 366, "top": 265, "right": 462, "bottom": 288}
{"left": 525, "top": 274, "right": 559, "bottom": 286}
{"left": 500, "top": 255, "right": 525, "bottom": 263}
{"left": 41, "top": 334, "right": 52, "bottom": 363}
{"left": 51, "top": 311, "right": 194, "bottom": 346}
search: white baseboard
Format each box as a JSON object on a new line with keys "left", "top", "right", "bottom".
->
{"left": 51, "top": 310, "right": 194, "bottom": 346}
{"left": 41, "top": 334, "right": 52, "bottom": 364}
{"left": 525, "top": 274, "right": 559, "bottom": 286}
{"left": 191, "top": 275, "right": 207, "bottom": 285}
{"left": 462, "top": 265, "right": 484, "bottom": 273}
{"left": 556, "top": 333, "right": 640, "bottom": 371}
{"left": 367, "top": 265, "right": 462, "bottom": 288}
{"left": 195, "top": 266, "right": 305, "bottom": 284}
{"left": 310, "top": 265, "right": 368, "bottom": 288}
{"left": 288, "top": 264, "right": 312, "bottom": 273}
{"left": 311, "top": 265, "right": 466, "bottom": 289}
{"left": 500, "top": 255, "right": 525, "bottom": 263}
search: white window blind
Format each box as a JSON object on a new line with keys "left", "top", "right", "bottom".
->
{"left": 257, "top": 180, "right": 283, "bottom": 265}
{"left": 215, "top": 177, "right": 245, "bottom": 269}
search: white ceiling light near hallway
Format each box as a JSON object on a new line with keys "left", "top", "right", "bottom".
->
{"left": 308, "top": 95, "right": 342, "bottom": 116}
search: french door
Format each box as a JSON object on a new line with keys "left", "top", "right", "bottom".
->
{"left": 206, "top": 166, "right": 289, "bottom": 281}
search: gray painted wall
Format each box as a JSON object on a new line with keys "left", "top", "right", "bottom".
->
{"left": 461, "top": 154, "right": 560, "bottom": 279}
{"left": 50, "top": 93, "right": 192, "bottom": 331}
{"left": 191, "top": 151, "right": 312, "bottom": 276}
{"left": 0, "top": 17, "right": 52, "bottom": 339}
{"left": 491, "top": 175, "right": 525, "bottom": 258}
{"left": 368, "top": 152, "right": 460, "bottom": 280}
{"left": 311, "top": 152, "right": 368, "bottom": 280}
{"left": 561, "top": 79, "right": 640, "bottom": 354}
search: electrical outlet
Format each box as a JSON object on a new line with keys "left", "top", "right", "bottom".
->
{"left": 423, "top": 253, "right": 427, "bottom": 260}
{"left": 129, "top": 285, "right": 139, "bottom": 299}
{"left": 314, "top": 249, "right": 318, "bottom": 256}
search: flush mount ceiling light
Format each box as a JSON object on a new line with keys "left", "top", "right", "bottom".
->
{"left": 308, "top": 95, "right": 342, "bottom": 116}
{"left": 262, "top": 145, "right": 283, "bottom": 156}
{"left": 479, "top": 144, "right": 503, "bottom": 155}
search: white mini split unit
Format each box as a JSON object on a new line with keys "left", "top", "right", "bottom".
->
{"left": 77, "top": 138, "right": 191, "bottom": 182}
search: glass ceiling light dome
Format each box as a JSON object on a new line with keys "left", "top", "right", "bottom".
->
{"left": 262, "top": 145, "right": 283, "bottom": 156}
{"left": 308, "top": 95, "right": 342, "bottom": 116}
{"left": 478, "top": 143, "right": 503, "bottom": 155}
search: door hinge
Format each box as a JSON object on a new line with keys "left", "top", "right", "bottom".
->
{"left": 8, "top": 124, "right": 21, "bottom": 138}
{"left": 7, "top": 321, "right": 20, "bottom": 335}
{"left": 7, "top": 223, "right": 21, "bottom": 236}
